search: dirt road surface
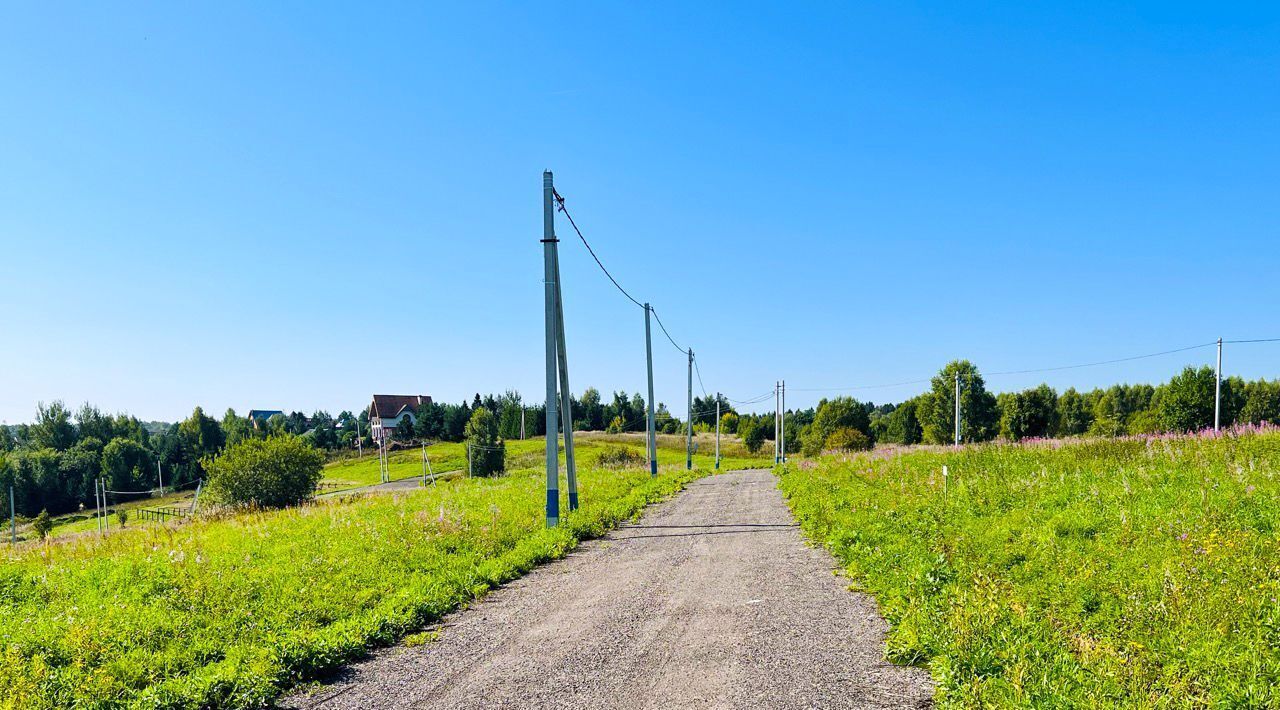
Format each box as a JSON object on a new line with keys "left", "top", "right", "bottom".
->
{"left": 282, "top": 469, "right": 932, "bottom": 709}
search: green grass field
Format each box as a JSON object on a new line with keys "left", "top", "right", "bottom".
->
{"left": 780, "top": 430, "right": 1280, "bottom": 707}
{"left": 0, "top": 438, "right": 768, "bottom": 708}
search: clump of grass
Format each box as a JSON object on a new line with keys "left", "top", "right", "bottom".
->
{"left": 595, "top": 444, "right": 646, "bottom": 469}
{"left": 779, "top": 430, "right": 1280, "bottom": 707}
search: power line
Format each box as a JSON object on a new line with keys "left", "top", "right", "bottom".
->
{"left": 984, "top": 341, "right": 1216, "bottom": 376}
{"left": 649, "top": 307, "right": 686, "bottom": 354}
{"left": 1225, "top": 338, "right": 1280, "bottom": 344}
{"left": 692, "top": 357, "right": 709, "bottom": 398}
{"left": 552, "top": 190, "right": 644, "bottom": 310}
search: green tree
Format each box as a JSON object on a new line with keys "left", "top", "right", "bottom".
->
{"left": 1240, "top": 379, "right": 1280, "bottom": 425}
{"left": 101, "top": 437, "right": 153, "bottom": 492}
{"left": 739, "top": 417, "right": 765, "bottom": 454}
{"left": 205, "top": 435, "right": 325, "bottom": 509}
{"left": 825, "top": 427, "right": 872, "bottom": 452}
{"left": 178, "top": 407, "right": 226, "bottom": 461}
{"left": 31, "top": 401, "right": 77, "bottom": 451}
{"left": 801, "top": 397, "right": 871, "bottom": 457}
{"left": 879, "top": 398, "right": 923, "bottom": 445}
{"left": 32, "top": 509, "right": 52, "bottom": 540}
{"left": 919, "top": 361, "right": 999, "bottom": 444}
{"left": 578, "top": 388, "right": 604, "bottom": 431}
{"left": 999, "top": 384, "right": 1058, "bottom": 441}
{"left": 720, "top": 412, "right": 739, "bottom": 435}
{"left": 1157, "top": 366, "right": 1217, "bottom": 432}
{"left": 1056, "top": 388, "right": 1092, "bottom": 436}
{"left": 395, "top": 415, "right": 416, "bottom": 441}
{"left": 464, "top": 407, "right": 505, "bottom": 476}
{"left": 221, "top": 408, "right": 254, "bottom": 448}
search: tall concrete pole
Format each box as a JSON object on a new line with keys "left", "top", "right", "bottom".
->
{"left": 1215, "top": 338, "right": 1223, "bottom": 432}
{"left": 552, "top": 245, "right": 578, "bottom": 511}
{"left": 157, "top": 461, "right": 164, "bottom": 496}
{"left": 686, "top": 348, "right": 694, "bottom": 470}
{"left": 773, "top": 381, "right": 783, "bottom": 463}
{"left": 10, "top": 485, "right": 15, "bottom": 544}
{"left": 774, "top": 382, "right": 780, "bottom": 465}
{"left": 645, "top": 304, "right": 658, "bottom": 476}
{"left": 954, "top": 373, "right": 961, "bottom": 447}
{"left": 715, "top": 393, "right": 721, "bottom": 470}
{"left": 542, "top": 170, "right": 561, "bottom": 527}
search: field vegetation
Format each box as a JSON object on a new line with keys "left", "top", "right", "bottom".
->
{"left": 0, "top": 437, "right": 765, "bottom": 708}
{"left": 780, "top": 427, "right": 1280, "bottom": 706}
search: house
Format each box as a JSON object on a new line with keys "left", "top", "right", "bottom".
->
{"left": 369, "top": 395, "right": 432, "bottom": 442}
{"left": 247, "top": 410, "right": 285, "bottom": 430}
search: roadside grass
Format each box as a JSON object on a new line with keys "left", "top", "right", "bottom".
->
{"left": 779, "top": 430, "right": 1280, "bottom": 707}
{"left": 0, "top": 439, "right": 768, "bottom": 708}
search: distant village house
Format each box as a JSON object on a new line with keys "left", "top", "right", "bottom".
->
{"left": 369, "top": 395, "right": 432, "bottom": 443}
{"left": 247, "top": 409, "right": 284, "bottom": 430}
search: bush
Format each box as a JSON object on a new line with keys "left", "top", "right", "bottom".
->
{"left": 740, "top": 418, "right": 765, "bottom": 454}
{"left": 825, "top": 427, "right": 872, "bottom": 452}
{"left": 116, "top": 510, "right": 129, "bottom": 527}
{"left": 596, "top": 445, "right": 645, "bottom": 469}
{"left": 465, "top": 408, "right": 505, "bottom": 476}
{"left": 32, "top": 510, "right": 52, "bottom": 539}
{"left": 205, "top": 435, "right": 324, "bottom": 509}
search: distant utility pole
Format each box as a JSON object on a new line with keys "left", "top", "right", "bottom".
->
{"left": 95, "top": 479, "right": 103, "bottom": 535}
{"left": 157, "top": 461, "right": 164, "bottom": 496}
{"left": 520, "top": 409, "right": 526, "bottom": 440}
{"left": 355, "top": 418, "right": 363, "bottom": 457}
{"left": 715, "top": 393, "right": 721, "bottom": 470}
{"left": 773, "top": 381, "right": 783, "bottom": 463}
{"left": 421, "top": 442, "right": 428, "bottom": 483}
{"left": 467, "top": 444, "right": 473, "bottom": 478}
{"left": 954, "top": 373, "right": 962, "bottom": 447}
{"left": 686, "top": 348, "right": 694, "bottom": 470}
{"left": 774, "top": 381, "right": 780, "bottom": 465}
{"left": 9, "top": 485, "right": 15, "bottom": 545}
{"left": 645, "top": 304, "right": 658, "bottom": 476}
{"left": 1215, "top": 337, "right": 1223, "bottom": 433}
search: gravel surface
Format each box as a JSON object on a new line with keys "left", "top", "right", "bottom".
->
{"left": 281, "top": 469, "right": 933, "bottom": 709}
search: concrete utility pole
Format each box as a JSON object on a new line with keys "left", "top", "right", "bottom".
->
{"left": 773, "top": 381, "right": 783, "bottom": 463}
{"left": 954, "top": 373, "right": 962, "bottom": 447}
{"left": 520, "top": 409, "right": 526, "bottom": 440}
{"left": 542, "top": 171, "right": 561, "bottom": 528}
{"left": 467, "top": 444, "right": 473, "bottom": 478}
{"left": 355, "top": 417, "right": 362, "bottom": 457}
{"left": 552, "top": 244, "right": 579, "bottom": 511}
{"left": 421, "top": 443, "right": 428, "bottom": 483}
{"left": 645, "top": 304, "right": 658, "bottom": 476}
{"left": 715, "top": 393, "right": 721, "bottom": 470}
{"left": 774, "top": 382, "right": 780, "bottom": 465}
{"left": 686, "top": 348, "right": 694, "bottom": 470}
{"left": 1215, "top": 337, "right": 1223, "bottom": 433}
{"left": 157, "top": 461, "right": 164, "bottom": 496}
{"left": 10, "top": 485, "right": 15, "bottom": 544}
{"left": 95, "top": 479, "right": 103, "bottom": 535}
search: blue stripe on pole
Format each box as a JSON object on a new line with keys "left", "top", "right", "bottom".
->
{"left": 568, "top": 491, "right": 578, "bottom": 511}
{"left": 546, "top": 489, "right": 559, "bottom": 522}
{"left": 650, "top": 461, "right": 658, "bottom": 476}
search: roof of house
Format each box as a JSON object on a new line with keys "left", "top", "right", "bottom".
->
{"left": 369, "top": 395, "right": 432, "bottom": 420}
{"left": 247, "top": 409, "right": 284, "bottom": 420}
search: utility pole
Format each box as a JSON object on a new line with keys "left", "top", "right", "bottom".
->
{"left": 552, "top": 244, "right": 578, "bottom": 512}
{"left": 954, "top": 373, "right": 961, "bottom": 447}
{"left": 467, "top": 444, "right": 473, "bottom": 478}
{"left": 421, "top": 442, "right": 428, "bottom": 483}
{"left": 773, "top": 381, "right": 783, "bottom": 463}
{"left": 774, "top": 382, "right": 780, "bottom": 465}
{"left": 1215, "top": 337, "right": 1223, "bottom": 433}
{"left": 686, "top": 348, "right": 694, "bottom": 470}
{"left": 355, "top": 417, "right": 363, "bottom": 457}
{"left": 96, "top": 479, "right": 103, "bottom": 535}
{"left": 9, "top": 485, "right": 15, "bottom": 544}
{"left": 543, "top": 170, "right": 561, "bottom": 528}
{"left": 520, "top": 409, "right": 526, "bottom": 440}
{"left": 157, "top": 461, "right": 164, "bottom": 496}
{"left": 715, "top": 393, "right": 721, "bottom": 470}
{"left": 645, "top": 304, "right": 658, "bottom": 476}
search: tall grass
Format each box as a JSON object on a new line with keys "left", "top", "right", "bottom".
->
{"left": 779, "top": 431, "right": 1280, "bottom": 707}
{"left": 0, "top": 441, "right": 762, "bottom": 708}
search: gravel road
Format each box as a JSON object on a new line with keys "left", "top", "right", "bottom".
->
{"left": 282, "top": 470, "right": 932, "bottom": 709}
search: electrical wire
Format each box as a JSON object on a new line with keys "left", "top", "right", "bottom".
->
{"left": 1225, "top": 338, "right": 1280, "bottom": 344}
{"left": 552, "top": 190, "right": 645, "bottom": 310}
{"left": 693, "top": 357, "right": 709, "bottom": 398}
{"left": 984, "top": 341, "right": 1217, "bottom": 376}
{"left": 649, "top": 307, "right": 686, "bottom": 354}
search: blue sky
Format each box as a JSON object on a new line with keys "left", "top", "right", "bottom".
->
{"left": 1, "top": 2, "right": 1278, "bottom": 423}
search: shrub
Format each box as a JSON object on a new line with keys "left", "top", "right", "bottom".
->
{"left": 465, "top": 408, "right": 505, "bottom": 476}
{"left": 740, "top": 418, "right": 765, "bottom": 454}
{"left": 32, "top": 510, "right": 52, "bottom": 539}
{"left": 116, "top": 510, "right": 128, "bottom": 527}
{"left": 205, "top": 435, "right": 324, "bottom": 509}
{"left": 596, "top": 445, "right": 645, "bottom": 469}
{"left": 825, "top": 427, "right": 872, "bottom": 452}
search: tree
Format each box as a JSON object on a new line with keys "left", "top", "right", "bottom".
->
{"left": 32, "top": 509, "right": 52, "bottom": 540}
{"left": 999, "top": 385, "right": 1058, "bottom": 441}
{"left": 465, "top": 407, "right": 505, "bottom": 476}
{"left": 1157, "top": 366, "right": 1217, "bottom": 432}
{"left": 179, "top": 407, "right": 226, "bottom": 462}
{"left": 720, "top": 412, "right": 739, "bottom": 435}
{"left": 740, "top": 417, "right": 765, "bottom": 454}
{"left": 801, "top": 397, "right": 872, "bottom": 457}
{"left": 205, "top": 435, "right": 325, "bottom": 509}
{"left": 0, "top": 425, "right": 13, "bottom": 453}
{"left": 75, "top": 403, "right": 116, "bottom": 443}
{"left": 825, "top": 427, "right": 872, "bottom": 452}
{"left": 1056, "top": 388, "right": 1092, "bottom": 436}
{"left": 578, "top": 388, "right": 604, "bottom": 431}
{"left": 1240, "top": 380, "right": 1280, "bottom": 425}
{"left": 101, "top": 437, "right": 152, "bottom": 492}
{"left": 221, "top": 408, "right": 254, "bottom": 448}
{"left": 879, "top": 398, "right": 923, "bottom": 445}
{"left": 395, "top": 415, "right": 416, "bottom": 441}
{"left": 31, "top": 401, "right": 77, "bottom": 451}
{"left": 918, "top": 361, "right": 999, "bottom": 444}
